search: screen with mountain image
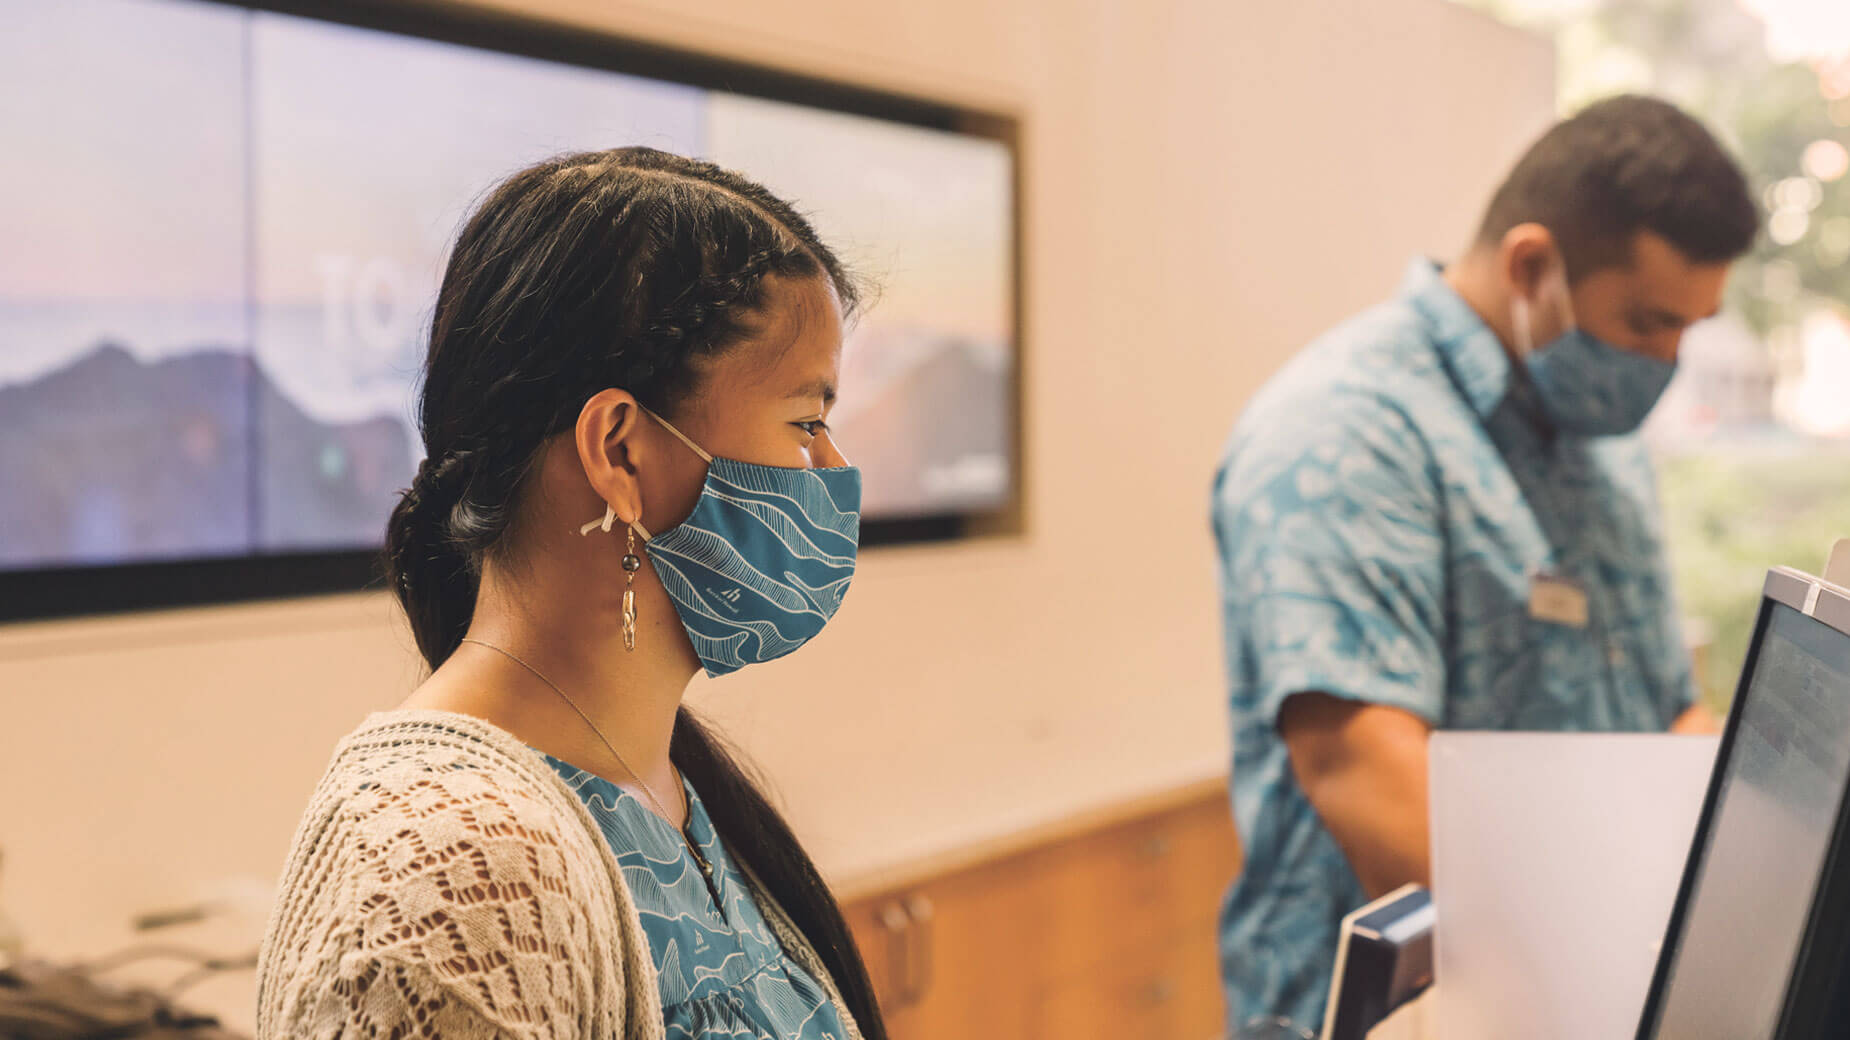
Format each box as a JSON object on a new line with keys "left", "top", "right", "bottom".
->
{"left": 705, "top": 93, "right": 1016, "bottom": 518}
{"left": 0, "top": 0, "right": 251, "bottom": 570}
{"left": 248, "top": 10, "right": 702, "bottom": 551}
{"left": 0, "top": 0, "right": 1016, "bottom": 577}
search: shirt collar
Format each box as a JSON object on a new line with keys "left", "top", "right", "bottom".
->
{"left": 1399, "top": 257, "right": 1518, "bottom": 422}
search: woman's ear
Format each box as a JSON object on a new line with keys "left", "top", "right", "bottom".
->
{"left": 575, "top": 388, "right": 647, "bottom": 526}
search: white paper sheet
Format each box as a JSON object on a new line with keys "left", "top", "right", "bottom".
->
{"left": 1429, "top": 732, "right": 1719, "bottom": 1040}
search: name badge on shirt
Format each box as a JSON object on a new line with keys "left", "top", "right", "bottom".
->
{"left": 1529, "top": 571, "right": 1589, "bottom": 628}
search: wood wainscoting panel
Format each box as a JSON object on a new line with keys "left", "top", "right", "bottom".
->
{"left": 840, "top": 778, "right": 1239, "bottom": 1040}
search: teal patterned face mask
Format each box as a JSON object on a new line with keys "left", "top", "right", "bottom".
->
{"left": 1524, "top": 330, "right": 1675, "bottom": 436}
{"left": 584, "top": 406, "right": 861, "bottom": 678}
{"left": 1513, "top": 263, "right": 1676, "bottom": 437}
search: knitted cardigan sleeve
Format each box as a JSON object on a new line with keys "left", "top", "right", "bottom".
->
{"left": 256, "top": 721, "right": 651, "bottom": 1040}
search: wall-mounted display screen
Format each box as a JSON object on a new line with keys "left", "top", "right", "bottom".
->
{"left": 0, "top": 0, "right": 1018, "bottom": 618}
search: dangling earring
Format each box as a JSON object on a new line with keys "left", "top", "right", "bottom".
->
{"left": 621, "top": 525, "right": 642, "bottom": 652}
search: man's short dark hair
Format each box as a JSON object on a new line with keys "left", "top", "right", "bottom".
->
{"left": 1476, "top": 94, "right": 1760, "bottom": 276}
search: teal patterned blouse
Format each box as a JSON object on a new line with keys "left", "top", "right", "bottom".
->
{"left": 543, "top": 755, "right": 852, "bottom": 1040}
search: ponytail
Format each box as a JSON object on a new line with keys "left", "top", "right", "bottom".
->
{"left": 383, "top": 452, "right": 479, "bottom": 667}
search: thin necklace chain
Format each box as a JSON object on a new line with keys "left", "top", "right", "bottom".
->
{"left": 458, "top": 637, "right": 688, "bottom": 826}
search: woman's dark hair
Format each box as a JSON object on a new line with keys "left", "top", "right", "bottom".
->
{"left": 382, "top": 146, "right": 885, "bottom": 1037}
{"left": 1476, "top": 93, "right": 1760, "bottom": 276}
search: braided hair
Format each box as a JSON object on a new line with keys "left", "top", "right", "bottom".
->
{"left": 382, "top": 147, "right": 884, "bottom": 1038}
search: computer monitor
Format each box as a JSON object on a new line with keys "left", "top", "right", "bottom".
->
{"left": 1636, "top": 566, "right": 1850, "bottom": 1040}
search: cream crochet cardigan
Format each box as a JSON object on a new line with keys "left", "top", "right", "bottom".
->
{"left": 256, "top": 709, "right": 863, "bottom": 1040}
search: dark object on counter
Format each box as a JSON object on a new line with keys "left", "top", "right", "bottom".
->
{"left": 1322, "top": 883, "right": 1434, "bottom": 1040}
{"left": 0, "top": 958, "right": 247, "bottom": 1040}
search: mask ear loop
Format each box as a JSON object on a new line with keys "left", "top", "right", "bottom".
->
{"left": 1554, "top": 260, "right": 1579, "bottom": 337}
{"left": 1511, "top": 293, "right": 1535, "bottom": 358}
{"left": 635, "top": 403, "right": 714, "bottom": 464}
{"left": 1512, "top": 252, "right": 1578, "bottom": 360}
{"left": 576, "top": 403, "right": 705, "bottom": 538}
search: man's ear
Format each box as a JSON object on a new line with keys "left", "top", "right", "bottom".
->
{"left": 1501, "top": 222, "right": 1560, "bottom": 301}
{"left": 575, "top": 388, "right": 647, "bottom": 526}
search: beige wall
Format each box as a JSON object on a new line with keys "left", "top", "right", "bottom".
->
{"left": 0, "top": 0, "right": 1552, "bottom": 1029}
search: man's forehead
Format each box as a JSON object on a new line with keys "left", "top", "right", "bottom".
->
{"left": 1628, "top": 229, "right": 1699, "bottom": 275}
{"left": 1617, "top": 231, "right": 1729, "bottom": 320}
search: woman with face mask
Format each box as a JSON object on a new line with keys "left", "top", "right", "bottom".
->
{"left": 256, "top": 147, "right": 883, "bottom": 1040}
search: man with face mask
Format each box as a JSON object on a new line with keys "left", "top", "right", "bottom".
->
{"left": 1210, "top": 95, "right": 1761, "bottom": 1031}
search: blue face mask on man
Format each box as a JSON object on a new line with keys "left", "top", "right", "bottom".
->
{"left": 583, "top": 405, "right": 862, "bottom": 678}
{"left": 1512, "top": 261, "right": 1676, "bottom": 437}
